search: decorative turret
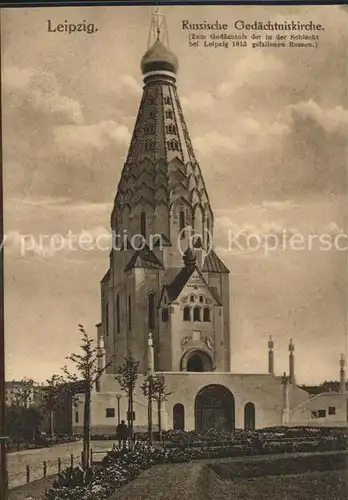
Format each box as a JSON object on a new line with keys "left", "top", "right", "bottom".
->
{"left": 268, "top": 335, "right": 274, "bottom": 375}
{"left": 148, "top": 332, "right": 155, "bottom": 373}
{"left": 288, "top": 338, "right": 295, "bottom": 385}
{"left": 95, "top": 322, "right": 105, "bottom": 391}
{"left": 281, "top": 372, "right": 290, "bottom": 426}
{"left": 340, "top": 354, "right": 345, "bottom": 393}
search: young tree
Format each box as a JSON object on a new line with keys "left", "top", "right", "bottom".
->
{"left": 152, "top": 374, "right": 171, "bottom": 442}
{"left": 115, "top": 351, "right": 139, "bottom": 441}
{"left": 142, "top": 374, "right": 171, "bottom": 442}
{"left": 62, "top": 325, "right": 113, "bottom": 470}
{"left": 37, "top": 374, "right": 68, "bottom": 437}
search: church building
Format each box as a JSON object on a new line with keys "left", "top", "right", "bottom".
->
{"left": 73, "top": 14, "right": 347, "bottom": 434}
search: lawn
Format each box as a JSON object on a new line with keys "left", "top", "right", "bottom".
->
{"left": 112, "top": 453, "right": 347, "bottom": 500}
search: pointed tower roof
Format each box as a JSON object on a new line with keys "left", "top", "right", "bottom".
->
{"left": 113, "top": 12, "right": 212, "bottom": 220}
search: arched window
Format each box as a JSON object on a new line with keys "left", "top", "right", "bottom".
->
{"left": 183, "top": 306, "right": 190, "bottom": 321}
{"left": 165, "top": 109, "right": 173, "bottom": 119}
{"left": 173, "top": 403, "right": 185, "bottom": 431}
{"left": 190, "top": 294, "right": 195, "bottom": 303}
{"left": 105, "top": 302, "right": 109, "bottom": 335}
{"left": 179, "top": 211, "right": 185, "bottom": 231}
{"left": 203, "top": 308, "right": 210, "bottom": 322}
{"left": 140, "top": 211, "right": 146, "bottom": 238}
{"left": 162, "top": 308, "right": 169, "bottom": 323}
{"left": 193, "top": 307, "right": 201, "bottom": 322}
{"left": 128, "top": 295, "right": 132, "bottom": 331}
{"left": 116, "top": 294, "right": 120, "bottom": 333}
{"left": 148, "top": 293, "right": 155, "bottom": 330}
{"left": 164, "top": 96, "right": 171, "bottom": 105}
{"left": 199, "top": 295, "right": 204, "bottom": 303}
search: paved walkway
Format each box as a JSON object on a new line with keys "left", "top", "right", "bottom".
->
{"left": 8, "top": 440, "right": 113, "bottom": 489}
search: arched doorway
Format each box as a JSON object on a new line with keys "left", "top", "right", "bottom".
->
{"left": 173, "top": 403, "right": 185, "bottom": 431}
{"left": 181, "top": 349, "right": 213, "bottom": 372}
{"left": 244, "top": 402, "right": 255, "bottom": 431}
{"left": 195, "top": 384, "right": 235, "bottom": 432}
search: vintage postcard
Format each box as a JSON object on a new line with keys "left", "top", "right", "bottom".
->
{"left": 0, "top": 2, "right": 347, "bottom": 500}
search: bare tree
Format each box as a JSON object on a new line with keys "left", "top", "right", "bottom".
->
{"left": 115, "top": 351, "right": 139, "bottom": 441}
{"left": 142, "top": 374, "right": 171, "bottom": 442}
{"left": 62, "top": 325, "right": 113, "bottom": 469}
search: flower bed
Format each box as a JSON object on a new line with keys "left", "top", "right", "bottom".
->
{"left": 39, "top": 428, "right": 347, "bottom": 500}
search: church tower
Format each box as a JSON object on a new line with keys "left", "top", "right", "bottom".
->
{"left": 100, "top": 12, "right": 230, "bottom": 374}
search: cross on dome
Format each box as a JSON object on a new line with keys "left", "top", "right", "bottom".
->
{"left": 147, "top": 8, "right": 170, "bottom": 48}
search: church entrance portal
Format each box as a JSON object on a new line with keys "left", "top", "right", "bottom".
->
{"left": 195, "top": 384, "right": 235, "bottom": 432}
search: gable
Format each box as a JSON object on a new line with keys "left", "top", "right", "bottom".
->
{"left": 179, "top": 269, "right": 220, "bottom": 305}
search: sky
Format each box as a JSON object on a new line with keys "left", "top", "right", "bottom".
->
{"left": 1, "top": 4, "right": 347, "bottom": 385}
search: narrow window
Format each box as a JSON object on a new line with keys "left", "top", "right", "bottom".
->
{"left": 162, "top": 308, "right": 169, "bottom": 323}
{"left": 183, "top": 307, "right": 190, "bottom": 322}
{"left": 148, "top": 293, "right": 155, "bottom": 330}
{"left": 75, "top": 411, "right": 79, "bottom": 424}
{"left": 140, "top": 211, "right": 147, "bottom": 238}
{"left": 128, "top": 295, "right": 132, "bottom": 331}
{"left": 199, "top": 295, "right": 204, "bottom": 303}
{"left": 165, "top": 109, "right": 173, "bottom": 119}
{"left": 106, "top": 408, "right": 115, "bottom": 418}
{"left": 203, "top": 308, "right": 210, "bottom": 322}
{"left": 179, "top": 210, "right": 185, "bottom": 239}
{"left": 105, "top": 302, "right": 109, "bottom": 336}
{"left": 164, "top": 96, "right": 171, "bottom": 105}
{"left": 116, "top": 294, "right": 120, "bottom": 334}
{"left": 193, "top": 307, "right": 201, "bottom": 322}
{"left": 190, "top": 294, "right": 195, "bottom": 303}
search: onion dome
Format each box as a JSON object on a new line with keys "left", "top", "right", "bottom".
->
{"left": 141, "top": 39, "right": 179, "bottom": 75}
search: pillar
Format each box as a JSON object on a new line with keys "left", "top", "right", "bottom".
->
{"left": 148, "top": 332, "right": 154, "bottom": 373}
{"left": 281, "top": 372, "right": 290, "bottom": 426}
{"left": 268, "top": 335, "right": 274, "bottom": 375}
{"left": 289, "top": 338, "right": 295, "bottom": 385}
{"left": 340, "top": 354, "right": 346, "bottom": 393}
{"left": 95, "top": 323, "right": 105, "bottom": 392}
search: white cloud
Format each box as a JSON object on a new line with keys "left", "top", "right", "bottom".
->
{"left": 111, "top": 74, "right": 142, "bottom": 96}
{"left": 3, "top": 225, "right": 111, "bottom": 259}
{"left": 53, "top": 120, "right": 131, "bottom": 153}
{"left": 181, "top": 92, "right": 216, "bottom": 113}
{"left": 217, "top": 51, "right": 284, "bottom": 97}
{"left": 4, "top": 66, "right": 83, "bottom": 125}
{"left": 285, "top": 100, "right": 348, "bottom": 135}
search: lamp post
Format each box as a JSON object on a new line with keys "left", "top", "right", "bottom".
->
{"left": 116, "top": 395, "right": 121, "bottom": 425}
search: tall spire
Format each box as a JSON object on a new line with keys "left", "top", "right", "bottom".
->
{"left": 112, "top": 13, "right": 214, "bottom": 260}
{"left": 268, "top": 335, "right": 274, "bottom": 375}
